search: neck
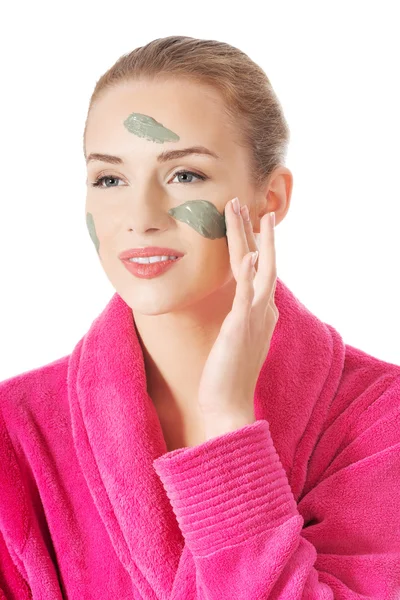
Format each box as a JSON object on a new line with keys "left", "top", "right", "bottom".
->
{"left": 133, "top": 276, "right": 237, "bottom": 410}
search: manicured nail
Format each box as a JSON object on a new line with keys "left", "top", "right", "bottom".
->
{"left": 241, "top": 205, "right": 250, "bottom": 222}
{"left": 231, "top": 197, "right": 240, "bottom": 215}
{"left": 251, "top": 250, "right": 259, "bottom": 266}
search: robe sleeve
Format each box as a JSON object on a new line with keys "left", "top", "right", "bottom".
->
{"left": 153, "top": 376, "right": 400, "bottom": 599}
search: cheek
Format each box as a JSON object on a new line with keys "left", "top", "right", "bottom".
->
{"left": 85, "top": 200, "right": 227, "bottom": 260}
{"left": 85, "top": 207, "right": 121, "bottom": 255}
{"left": 86, "top": 212, "right": 100, "bottom": 254}
{"left": 189, "top": 233, "right": 232, "bottom": 285}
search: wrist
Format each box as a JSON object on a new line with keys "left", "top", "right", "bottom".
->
{"left": 203, "top": 412, "right": 255, "bottom": 441}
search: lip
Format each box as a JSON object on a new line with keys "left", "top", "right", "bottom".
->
{"left": 119, "top": 246, "right": 185, "bottom": 259}
{"left": 121, "top": 256, "right": 182, "bottom": 279}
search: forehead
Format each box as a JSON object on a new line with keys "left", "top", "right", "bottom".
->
{"left": 85, "top": 78, "right": 235, "bottom": 152}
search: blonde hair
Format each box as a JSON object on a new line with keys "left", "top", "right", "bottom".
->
{"left": 83, "top": 35, "right": 290, "bottom": 191}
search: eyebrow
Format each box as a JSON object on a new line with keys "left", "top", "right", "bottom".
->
{"left": 86, "top": 146, "right": 221, "bottom": 165}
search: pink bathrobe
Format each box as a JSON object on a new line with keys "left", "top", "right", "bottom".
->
{"left": 1, "top": 277, "right": 400, "bottom": 599}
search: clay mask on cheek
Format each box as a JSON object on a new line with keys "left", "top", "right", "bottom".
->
{"left": 123, "top": 113, "right": 180, "bottom": 144}
{"left": 168, "top": 199, "right": 227, "bottom": 239}
{"left": 86, "top": 212, "right": 100, "bottom": 255}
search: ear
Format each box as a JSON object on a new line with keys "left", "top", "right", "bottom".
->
{"left": 253, "top": 166, "right": 293, "bottom": 234}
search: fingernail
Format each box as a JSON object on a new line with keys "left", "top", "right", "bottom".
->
{"left": 270, "top": 212, "right": 275, "bottom": 227}
{"left": 231, "top": 197, "right": 240, "bottom": 215}
{"left": 241, "top": 205, "right": 250, "bottom": 222}
{"left": 251, "top": 250, "right": 259, "bottom": 266}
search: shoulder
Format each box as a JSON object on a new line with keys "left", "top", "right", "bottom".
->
{"left": 303, "top": 342, "right": 400, "bottom": 497}
{"left": 0, "top": 354, "right": 71, "bottom": 483}
{"left": 0, "top": 354, "right": 70, "bottom": 417}
{"left": 0, "top": 355, "right": 71, "bottom": 553}
{"left": 333, "top": 342, "right": 400, "bottom": 428}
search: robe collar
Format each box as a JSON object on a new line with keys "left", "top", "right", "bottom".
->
{"left": 67, "top": 276, "right": 345, "bottom": 595}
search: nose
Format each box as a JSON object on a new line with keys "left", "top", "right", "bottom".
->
{"left": 125, "top": 182, "right": 172, "bottom": 235}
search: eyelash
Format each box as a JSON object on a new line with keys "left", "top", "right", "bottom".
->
{"left": 91, "top": 169, "right": 208, "bottom": 189}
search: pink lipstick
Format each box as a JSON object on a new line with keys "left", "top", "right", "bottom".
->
{"left": 119, "top": 246, "right": 184, "bottom": 280}
{"left": 121, "top": 256, "right": 182, "bottom": 279}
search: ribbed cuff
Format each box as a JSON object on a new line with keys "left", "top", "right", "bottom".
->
{"left": 153, "top": 419, "right": 298, "bottom": 557}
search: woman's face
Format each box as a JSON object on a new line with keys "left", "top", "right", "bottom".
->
{"left": 84, "top": 78, "right": 259, "bottom": 315}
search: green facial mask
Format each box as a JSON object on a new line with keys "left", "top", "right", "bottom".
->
{"left": 123, "top": 113, "right": 180, "bottom": 144}
{"left": 168, "top": 199, "right": 226, "bottom": 239}
{"left": 86, "top": 212, "right": 100, "bottom": 255}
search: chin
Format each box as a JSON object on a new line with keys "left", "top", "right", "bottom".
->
{"left": 113, "top": 271, "right": 228, "bottom": 317}
{"left": 116, "top": 288, "right": 188, "bottom": 317}
{"left": 132, "top": 304, "right": 174, "bottom": 317}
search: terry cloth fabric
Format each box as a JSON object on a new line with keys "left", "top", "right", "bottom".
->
{"left": 1, "top": 276, "right": 400, "bottom": 599}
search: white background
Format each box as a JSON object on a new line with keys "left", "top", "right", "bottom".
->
{"left": 0, "top": 1, "right": 399, "bottom": 381}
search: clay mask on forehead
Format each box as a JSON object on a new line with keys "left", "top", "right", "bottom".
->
{"left": 123, "top": 112, "right": 180, "bottom": 144}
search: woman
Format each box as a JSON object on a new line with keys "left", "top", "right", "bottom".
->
{"left": 1, "top": 35, "right": 399, "bottom": 599}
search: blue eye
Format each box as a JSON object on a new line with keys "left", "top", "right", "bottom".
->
{"left": 91, "top": 176, "right": 123, "bottom": 189}
{"left": 91, "top": 169, "right": 208, "bottom": 189}
{"left": 171, "top": 170, "right": 207, "bottom": 184}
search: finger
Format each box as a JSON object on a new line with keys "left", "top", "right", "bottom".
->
{"left": 270, "top": 276, "right": 277, "bottom": 299}
{"left": 231, "top": 251, "right": 256, "bottom": 317}
{"left": 270, "top": 277, "right": 279, "bottom": 318}
{"left": 240, "top": 205, "right": 259, "bottom": 258}
{"left": 253, "top": 212, "right": 277, "bottom": 305}
{"left": 225, "top": 197, "right": 250, "bottom": 281}
{"left": 273, "top": 276, "right": 277, "bottom": 296}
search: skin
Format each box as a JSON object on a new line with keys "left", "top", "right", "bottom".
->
{"left": 84, "top": 78, "right": 293, "bottom": 448}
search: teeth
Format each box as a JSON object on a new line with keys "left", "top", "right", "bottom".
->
{"left": 128, "top": 255, "right": 178, "bottom": 264}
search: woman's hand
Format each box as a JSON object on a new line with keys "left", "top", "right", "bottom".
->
{"left": 197, "top": 197, "right": 278, "bottom": 441}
